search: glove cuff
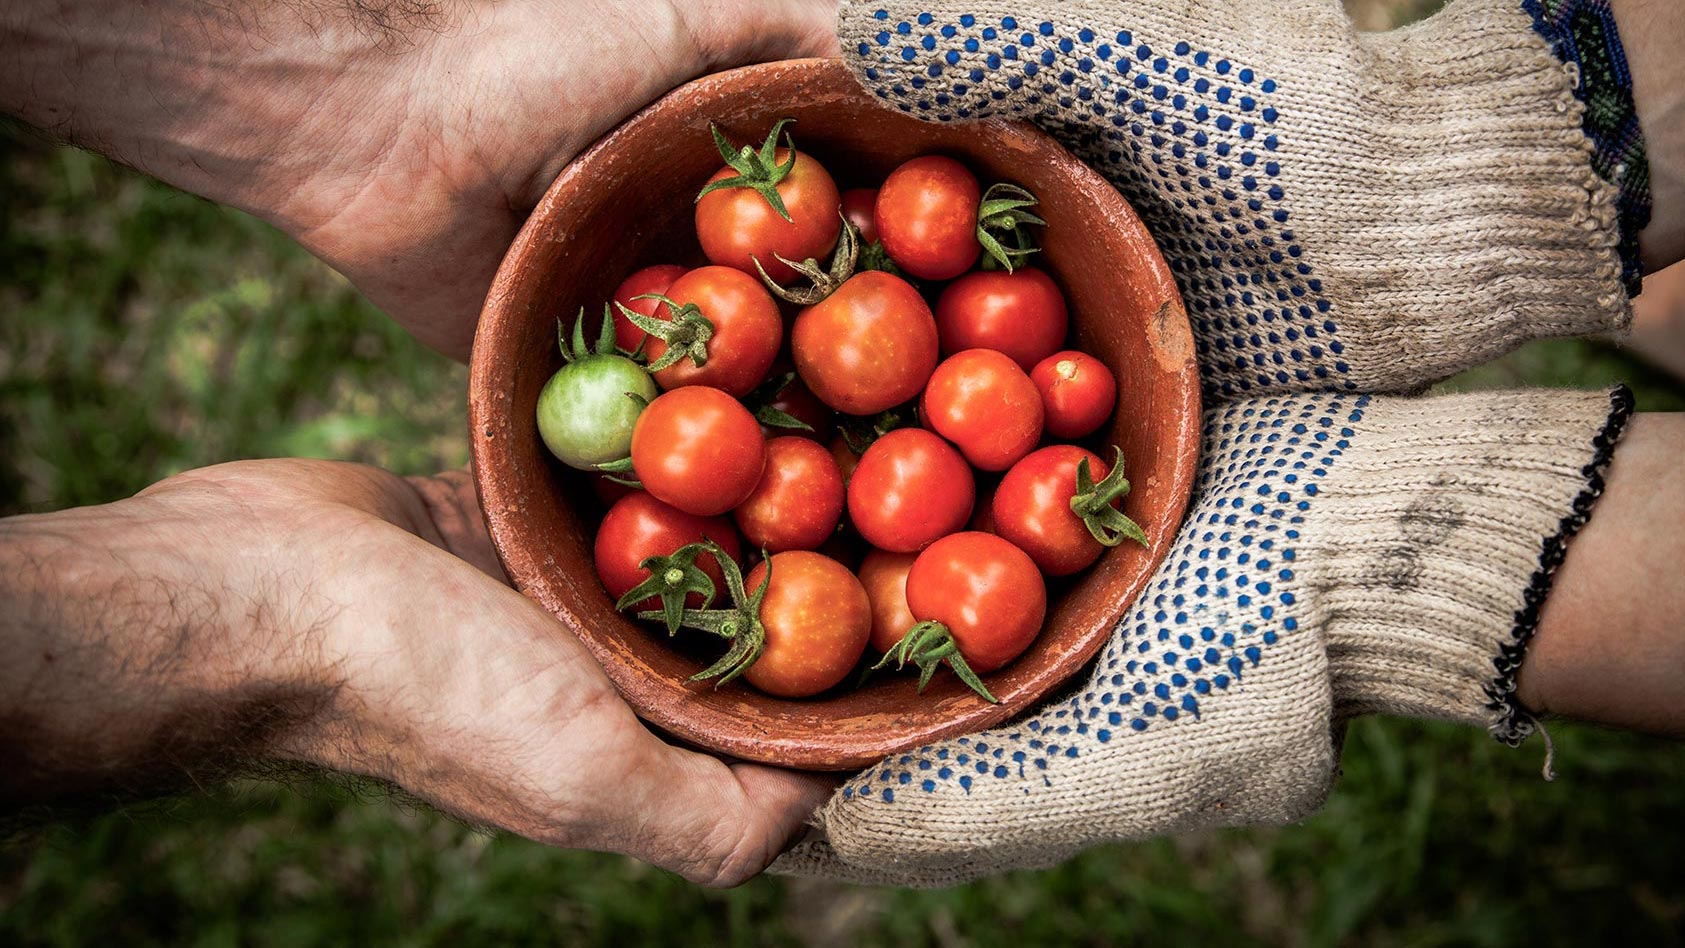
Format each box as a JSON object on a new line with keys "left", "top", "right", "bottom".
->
{"left": 1312, "top": 386, "right": 1633, "bottom": 740}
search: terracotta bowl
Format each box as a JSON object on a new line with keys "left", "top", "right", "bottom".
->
{"left": 469, "top": 58, "right": 1199, "bottom": 771}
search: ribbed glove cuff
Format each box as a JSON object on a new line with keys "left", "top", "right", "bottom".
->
{"left": 1312, "top": 386, "right": 1633, "bottom": 741}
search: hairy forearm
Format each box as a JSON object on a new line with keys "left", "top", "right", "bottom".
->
{"left": 0, "top": 0, "right": 440, "bottom": 223}
{"left": 1612, "top": 0, "right": 1685, "bottom": 271}
{"left": 0, "top": 495, "right": 333, "bottom": 810}
{"left": 1521, "top": 413, "right": 1685, "bottom": 736}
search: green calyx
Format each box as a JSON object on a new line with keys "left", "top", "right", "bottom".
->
{"left": 874, "top": 620, "right": 997, "bottom": 703}
{"left": 754, "top": 213, "right": 859, "bottom": 305}
{"left": 637, "top": 539, "right": 769, "bottom": 688}
{"left": 839, "top": 403, "right": 916, "bottom": 455}
{"left": 976, "top": 182, "right": 1046, "bottom": 273}
{"left": 593, "top": 454, "right": 641, "bottom": 489}
{"left": 558, "top": 303, "right": 625, "bottom": 363}
{"left": 1071, "top": 446, "right": 1148, "bottom": 548}
{"left": 614, "top": 296, "right": 715, "bottom": 373}
{"left": 857, "top": 238, "right": 905, "bottom": 277}
{"left": 614, "top": 544, "right": 720, "bottom": 636}
{"left": 695, "top": 118, "right": 800, "bottom": 222}
{"left": 744, "top": 371, "right": 814, "bottom": 433}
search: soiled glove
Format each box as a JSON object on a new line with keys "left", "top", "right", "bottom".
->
{"left": 836, "top": 0, "right": 1646, "bottom": 399}
{"left": 775, "top": 386, "right": 1632, "bottom": 886}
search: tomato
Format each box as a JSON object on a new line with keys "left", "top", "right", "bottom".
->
{"left": 741, "top": 551, "right": 871, "bottom": 697}
{"left": 920, "top": 349, "right": 1044, "bottom": 471}
{"left": 858, "top": 549, "right": 918, "bottom": 654}
{"left": 839, "top": 187, "right": 880, "bottom": 245}
{"left": 594, "top": 492, "right": 742, "bottom": 611}
{"left": 934, "top": 268, "right": 1068, "bottom": 371}
{"left": 733, "top": 436, "right": 845, "bottom": 552}
{"left": 907, "top": 532, "right": 1046, "bottom": 674}
{"left": 631, "top": 387, "right": 765, "bottom": 516}
{"left": 792, "top": 271, "right": 939, "bottom": 415}
{"left": 641, "top": 266, "right": 782, "bottom": 397}
{"left": 611, "top": 263, "right": 686, "bottom": 352}
{"left": 1032, "top": 350, "right": 1118, "bottom": 439}
{"left": 696, "top": 146, "right": 840, "bottom": 285}
{"left": 993, "top": 445, "right": 1115, "bottom": 575}
{"left": 536, "top": 333, "right": 657, "bottom": 470}
{"left": 875, "top": 155, "right": 981, "bottom": 280}
{"left": 756, "top": 374, "right": 835, "bottom": 441}
{"left": 847, "top": 428, "right": 974, "bottom": 553}
{"left": 828, "top": 435, "right": 862, "bottom": 487}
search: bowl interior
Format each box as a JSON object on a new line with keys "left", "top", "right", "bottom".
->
{"left": 469, "top": 59, "right": 1199, "bottom": 770}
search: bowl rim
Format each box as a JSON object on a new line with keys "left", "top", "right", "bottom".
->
{"left": 468, "top": 57, "right": 1201, "bottom": 770}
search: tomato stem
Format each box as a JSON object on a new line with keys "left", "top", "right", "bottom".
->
{"left": 744, "top": 372, "right": 815, "bottom": 433}
{"left": 976, "top": 182, "right": 1046, "bottom": 273}
{"left": 615, "top": 296, "right": 716, "bottom": 373}
{"left": 857, "top": 237, "right": 905, "bottom": 278}
{"left": 558, "top": 305, "right": 622, "bottom": 363}
{"left": 1070, "top": 446, "right": 1149, "bottom": 548}
{"left": 838, "top": 403, "right": 916, "bottom": 456}
{"left": 874, "top": 620, "right": 998, "bottom": 703}
{"left": 695, "top": 119, "right": 800, "bottom": 222}
{"left": 614, "top": 544, "right": 721, "bottom": 635}
{"left": 753, "top": 213, "right": 859, "bottom": 305}
{"left": 593, "top": 455, "right": 642, "bottom": 489}
{"left": 636, "top": 539, "right": 770, "bottom": 687}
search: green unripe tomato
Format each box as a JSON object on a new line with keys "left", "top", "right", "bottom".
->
{"left": 536, "top": 353, "right": 657, "bottom": 469}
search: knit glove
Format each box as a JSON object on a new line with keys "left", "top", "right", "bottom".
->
{"left": 837, "top": 0, "right": 1647, "bottom": 399}
{"left": 773, "top": 386, "right": 1632, "bottom": 886}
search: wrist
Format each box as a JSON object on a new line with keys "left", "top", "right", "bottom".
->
{"left": 0, "top": 481, "right": 340, "bottom": 807}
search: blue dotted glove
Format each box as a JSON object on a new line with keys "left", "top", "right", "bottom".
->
{"left": 774, "top": 387, "right": 1630, "bottom": 885}
{"left": 837, "top": 0, "right": 1633, "bottom": 401}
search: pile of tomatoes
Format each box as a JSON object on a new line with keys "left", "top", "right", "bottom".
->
{"left": 536, "top": 120, "right": 1145, "bottom": 702}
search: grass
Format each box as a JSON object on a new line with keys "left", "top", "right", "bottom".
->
{"left": 4, "top": 100, "right": 1685, "bottom": 947}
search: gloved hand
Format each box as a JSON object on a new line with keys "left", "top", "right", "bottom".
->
{"left": 776, "top": 386, "right": 1631, "bottom": 886}
{"left": 835, "top": 0, "right": 1645, "bottom": 400}
{"left": 770, "top": 0, "right": 1651, "bottom": 886}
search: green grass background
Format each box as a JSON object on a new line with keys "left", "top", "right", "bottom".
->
{"left": 4, "top": 14, "right": 1684, "bottom": 945}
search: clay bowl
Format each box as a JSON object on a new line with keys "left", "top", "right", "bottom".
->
{"left": 470, "top": 58, "right": 1199, "bottom": 771}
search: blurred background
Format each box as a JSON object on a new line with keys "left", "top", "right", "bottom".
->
{"left": 3, "top": 1, "right": 1683, "bottom": 944}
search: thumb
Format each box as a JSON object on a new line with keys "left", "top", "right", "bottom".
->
{"left": 613, "top": 739, "right": 839, "bottom": 887}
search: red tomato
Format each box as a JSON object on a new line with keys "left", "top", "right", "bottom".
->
{"left": 792, "top": 271, "right": 939, "bottom": 415}
{"left": 758, "top": 374, "right": 836, "bottom": 441}
{"left": 643, "top": 266, "right": 782, "bottom": 397}
{"left": 920, "top": 349, "right": 1044, "bottom": 471}
{"left": 847, "top": 428, "right": 974, "bottom": 553}
{"left": 741, "top": 551, "right": 871, "bottom": 697}
{"left": 611, "top": 263, "right": 686, "bottom": 352}
{"left": 858, "top": 549, "right": 918, "bottom": 654}
{"left": 733, "top": 436, "right": 845, "bottom": 553}
{"left": 631, "top": 387, "right": 765, "bottom": 516}
{"left": 875, "top": 156, "right": 981, "bottom": 280}
{"left": 840, "top": 187, "right": 880, "bottom": 245}
{"left": 934, "top": 268, "right": 1069, "bottom": 371}
{"left": 993, "top": 445, "right": 1113, "bottom": 575}
{"left": 697, "top": 148, "right": 840, "bottom": 284}
{"left": 906, "top": 532, "right": 1046, "bottom": 674}
{"left": 594, "top": 492, "right": 742, "bottom": 610}
{"left": 1032, "top": 350, "right": 1118, "bottom": 439}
